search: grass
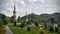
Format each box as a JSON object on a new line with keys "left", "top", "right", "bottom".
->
{"left": 8, "top": 23, "right": 59, "bottom": 34}
{"left": 9, "top": 26, "right": 59, "bottom": 34}
{"left": 9, "top": 26, "right": 40, "bottom": 34}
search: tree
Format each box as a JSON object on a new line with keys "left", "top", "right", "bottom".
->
{"left": 14, "top": 20, "right": 16, "bottom": 26}
{"left": 34, "top": 21, "right": 39, "bottom": 27}
{"left": 19, "top": 21, "right": 26, "bottom": 29}
{"left": 0, "top": 14, "right": 8, "bottom": 25}
{"left": 17, "top": 16, "right": 20, "bottom": 23}
{"left": 27, "top": 26, "right": 31, "bottom": 31}
{"left": 49, "top": 26, "right": 54, "bottom": 32}
{"left": 3, "top": 17, "right": 8, "bottom": 25}
{"left": 0, "top": 19, "right": 3, "bottom": 28}
{"left": 55, "top": 27, "right": 58, "bottom": 32}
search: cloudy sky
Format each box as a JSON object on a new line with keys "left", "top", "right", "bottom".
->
{"left": 0, "top": 0, "right": 60, "bottom": 17}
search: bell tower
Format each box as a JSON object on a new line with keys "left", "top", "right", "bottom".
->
{"left": 13, "top": 4, "right": 16, "bottom": 18}
{"left": 13, "top": 3, "right": 16, "bottom": 26}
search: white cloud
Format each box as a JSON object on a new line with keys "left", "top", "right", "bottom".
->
{"left": 29, "top": 0, "right": 37, "bottom": 3}
{"left": 20, "top": 1, "right": 26, "bottom": 5}
{"left": 39, "top": 0, "right": 45, "bottom": 3}
{"left": 0, "top": 0, "right": 60, "bottom": 17}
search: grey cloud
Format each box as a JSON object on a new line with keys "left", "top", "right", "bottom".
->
{"left": 0, "top": 0, "right": 60, "bottom": 17}
{"left": 51, "top": 0, "right": 60, "bottom": 12}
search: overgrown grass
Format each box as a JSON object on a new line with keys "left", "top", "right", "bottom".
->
{"left": 0, "top": 25, "right": 6, "bottom": 34}
{"left": 9, "top": 26, "right": 40, "bottom": 34}
{"left": 8, "top": 23, "right": 59, "bottom": 34}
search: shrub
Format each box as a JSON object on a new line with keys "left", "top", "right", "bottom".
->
{"left": 49, "top": 27, "right": 54, "bottom": 32}
{"left": 35, "top": 22, "right": 38, "bottom": 27}
{"left": 0, "top": 19, "right": 3, "bottom": 28}
{"left": 55, "top": 27, "right": 58, "bottom": 32}
{"left": 27, "top": 26, "right": 31, "bottom": 31}
{"left": 58, "top": 28, "right": 60, "bottom": 34}
{"left": 19, "top": 23, "right": 25, "bottom": 29}
{"left": 0, "top": 19, "right": 6, "bottom": 34}
{"left": 39, "top": 31, "right": 44, "bottom": 34}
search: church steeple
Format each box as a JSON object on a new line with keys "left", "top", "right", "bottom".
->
{"left": 13, "top": 3, "right": 17, "bottom": 26}
{"left": 13, "top": 3, "right": 16, "bottom": 16}
{"left": 26, "top": 12, "right": 28, "bottom": 22}
{"left": 14, "top": 4, "right": 16, "bottom": 11}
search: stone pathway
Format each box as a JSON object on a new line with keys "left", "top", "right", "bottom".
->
{"left": 5, "top": 26, "right": 13, "bottom": 34}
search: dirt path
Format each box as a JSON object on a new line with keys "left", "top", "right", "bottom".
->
{"left": 5, "top": 26, "right": 13, "bottom": 34}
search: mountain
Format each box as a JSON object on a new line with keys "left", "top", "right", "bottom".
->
{"left": 21, "top": 12, "right": 60, "bottom": 23}
{"left": 0, "top": 12, "right": 60, "bottom": 24}
{"left": 53, "top": 12, "right": 60, "bottom": 19}
{"left": 51, "top": 13, "right": 60, "bottom": 17}
{"left": 21, "top": 13, "right": 39, "bottom": 23}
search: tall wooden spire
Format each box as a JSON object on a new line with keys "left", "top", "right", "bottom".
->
{"left": 13, "top": 3, "right": 16, "bottom": 26}
{"left": 13, "top": 3, "right": 16, "bottom": 17}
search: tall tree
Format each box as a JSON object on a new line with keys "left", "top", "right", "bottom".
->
{"left": 17, "top": 16, "right": 20, "bottom": 23}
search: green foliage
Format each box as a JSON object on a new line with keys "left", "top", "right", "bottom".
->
{"left": 56, "top": 18, "right": 60, "bottom": 24}
{"left": 49, "top": 26, "right": 54, "bottom": 32}
{"left": 39, "top": 31, "right": 44, "bottom": 34}
{"left": 9, "top": 26, "right": 40, "bottom": 34}
{"left": 3, "top": 18, "right": 8, "bottom": 25}
{"left": 35, "top": 22, "right": 38, "bottom": 27}
{"left": 0, "top": 14, "right": 8, "bottom": 26}
{"left": 20, "top": 13, "right": 60, "bottom": 25}
{"left": 19, "top": 22, "right": 26, "bottom": 28}
{"left": 17, "top": 16, "right": 20, "bottom": 23}
{"left": 9, "top": 24, "right": 60, "bottom": 34}
{"left": 0, "top": 19, "right": 3, "bottom": 28}
{"left": 14, "top": 21, "right": 16, "bottom": 26}
{"left": 27, "top": 26, "right": 31, "bottom": 31}
{"left": 55, "top": 27, "right": 59, "bottom": 32}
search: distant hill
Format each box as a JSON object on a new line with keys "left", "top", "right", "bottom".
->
{"left": 21, "top": 13, "right": 39, "bottom": 23}
{"left": 51, "top": 13, "right": 60, "bottom": 17}
{"left": 21, "top": 12, "right": 60, "bottom": 23}
{"left": 0, "top": 12, "right": 60, "bottom": 24}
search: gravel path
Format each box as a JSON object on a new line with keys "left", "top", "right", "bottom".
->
{"left": 5, "top": 26, "right": 13, "bottom": 34}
